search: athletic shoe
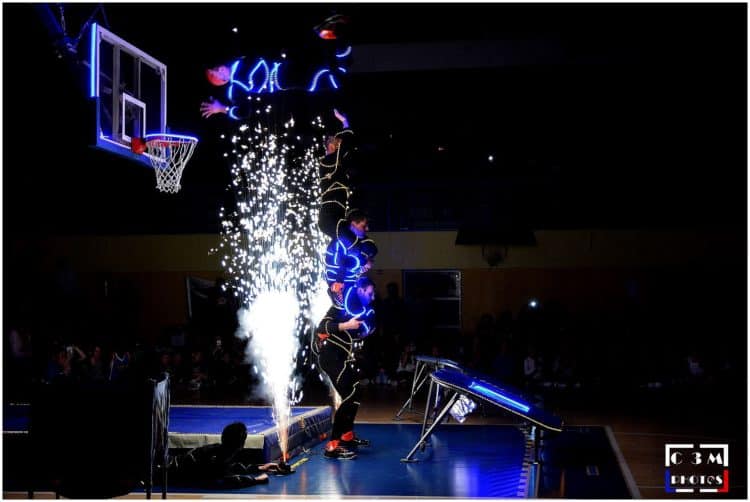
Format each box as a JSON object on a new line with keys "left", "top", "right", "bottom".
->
{"left": 324, "top": 446, "right": 357, "bottom": 459}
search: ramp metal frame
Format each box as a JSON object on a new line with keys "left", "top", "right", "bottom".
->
{"left": 393, "top": 355, "right": 463, "bottom": 420}
{"left": 400, "top": 369, "right": 562, "bottom": 467}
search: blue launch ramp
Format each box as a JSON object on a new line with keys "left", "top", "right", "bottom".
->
{"left": 401, "top": 367, "right": 563, "bottom": 467}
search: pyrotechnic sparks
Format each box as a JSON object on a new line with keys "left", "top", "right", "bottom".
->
{"left": 215, "top": 108, "right": 328, "bottom": 460}
{"left": 238, "top": 290, "right": 298, "bottom": 455}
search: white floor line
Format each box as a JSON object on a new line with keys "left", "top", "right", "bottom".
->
{"left": 605, "top": 425, "right": 642, "bottom": 499}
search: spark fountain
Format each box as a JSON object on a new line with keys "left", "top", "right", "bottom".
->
{"left": 215, "top": 106, "right": 329, "bottom": 462}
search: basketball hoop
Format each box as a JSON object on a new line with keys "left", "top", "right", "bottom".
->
{"left": 142, "top": 133, "right": 198, "bottom": 193}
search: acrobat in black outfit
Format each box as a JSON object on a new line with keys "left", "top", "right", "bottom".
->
{"left": 314, "top": 276, "right": 376, "bottom": 459}
{"left": 168, "top": 422, "right": 293, "bottom": 488}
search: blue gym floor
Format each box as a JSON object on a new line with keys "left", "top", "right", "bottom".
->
{"left": 4, "top": 404, "right": 634, "bottom": 498}
{"left": 167, "top": 422, "right": 530, "bottom": 498}
{"left": 4, "top": 405, "right": 528, "bottom": 497}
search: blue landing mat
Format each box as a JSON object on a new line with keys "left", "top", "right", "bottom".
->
{"left": 167, "top": 423, "right": 529, "bottom": 498}
{"left": 167, "top": 405, "right": 331, "bottom": 460}
{"left": 168, "top": 405, "right": 322, "bottom": 434}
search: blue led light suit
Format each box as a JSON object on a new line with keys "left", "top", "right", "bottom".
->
{"left": 219, "top": 42, "right": 353, "bottom": 121}
{"left": 324, "top": 231, "right": 376, "bottom": 314}
{"left": 318, "top": 127, "right": 378, "bottom": 314}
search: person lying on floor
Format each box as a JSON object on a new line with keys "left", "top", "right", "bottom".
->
{"left": 168, "top": 422, "right": 293, "bottom": 488}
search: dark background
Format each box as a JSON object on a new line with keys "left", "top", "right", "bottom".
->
{"left": 3, "top": 3, "right": 747, "bottom": 236}
{"left": 2, "top": 6, "right": 747, "bottom": 495}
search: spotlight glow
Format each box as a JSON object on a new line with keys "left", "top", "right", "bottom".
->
{"left": 238, "top": 290, "right": 299, "bottom": 455}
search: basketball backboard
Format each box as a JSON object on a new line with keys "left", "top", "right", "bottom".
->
{"left": 90, "top": 23, "right": 166, "bottom": 166}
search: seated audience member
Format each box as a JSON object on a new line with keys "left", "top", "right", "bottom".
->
{"left": 395, "top": 347, "right": 416, "bottom": 386}
{"left": 88, "top": 345, "right": 107, "bottom": 382}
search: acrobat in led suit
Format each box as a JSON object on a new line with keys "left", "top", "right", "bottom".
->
{"left": 199, "top": 15, "right": 353, "bottom": 120}
{"left": 315, "top": 276, "right": 376, "bottom": 459}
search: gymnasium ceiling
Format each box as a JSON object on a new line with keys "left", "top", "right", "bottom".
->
{"left": 4, "top": 3, "right": 747, "bottom": 236}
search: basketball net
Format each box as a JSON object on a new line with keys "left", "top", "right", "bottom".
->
{"left": 144, "top": 134, "right": 198, "bottom": 193}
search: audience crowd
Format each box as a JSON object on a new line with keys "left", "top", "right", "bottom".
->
{"left": 4, "top": 275, "right": 739, "bottom": 404}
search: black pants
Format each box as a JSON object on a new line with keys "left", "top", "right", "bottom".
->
{"left": 318, "top": 196, "right": 346, "bottom": 240}
{"left": 317, "top": 342, "right": 361, "bottom": 440}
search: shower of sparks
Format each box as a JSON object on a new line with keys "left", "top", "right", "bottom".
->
{"left": 237, "top": 290, "right": 298, "bottom": 455}
{"left": 214, "top": 108, "right": 328, "bottom": 459}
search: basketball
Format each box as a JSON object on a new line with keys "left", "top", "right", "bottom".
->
{"left": 131, "top": 137, "right": 146, "bottom": 154}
